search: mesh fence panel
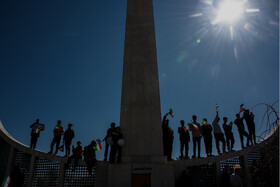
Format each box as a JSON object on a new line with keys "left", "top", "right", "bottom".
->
{"left": 33, "top": 158, "right": 60, "bottom": 187}
{"left": 14, "top": 150, "right": 31, "bottom": 186}
{"left": 220, "top": 156, "right": 241, "bottom": 172}
{"left": 64, "top": 165, "right": 95, "bottom": 187}
{"left": 185, "top": 163, "right": 216, "bottom": 187}
{"left": 0, "top": 138, "right": 10, "bottom": 183}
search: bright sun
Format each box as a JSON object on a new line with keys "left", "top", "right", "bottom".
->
{"left": 213, "top": 0, "right": 245, "bottom": 24}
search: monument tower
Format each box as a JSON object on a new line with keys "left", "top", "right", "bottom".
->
{"left": 120, "top": 0, "right": 163, "bottom": 161}
{"left": 95, "top": 0, "right": 175, "bottom": 186}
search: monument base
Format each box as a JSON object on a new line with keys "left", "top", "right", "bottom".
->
{"left": 94, "top": 158, "right": 175, "bottom": 187}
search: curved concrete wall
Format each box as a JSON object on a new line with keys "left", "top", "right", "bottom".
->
{"left": 0, "top": 120, "right": 278, "bottom": 187}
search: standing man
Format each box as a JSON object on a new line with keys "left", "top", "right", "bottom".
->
{"left": 103, "top": 122, "right": 116, "bottom": 161}
{"left": 84, "top": 140, "right": 97, "bottom": 175}
{"left": 234, "top": 113, "right": 249, "bottom": 149}
{"left": 49, "top": 120, "right": 64, "bottom": 154}
{"left": 63, "top": 123, "right": 75, "bottom": 157}
{"left": 109, "top": 127, "right": 124, "bottom": 163}
{"left": 30, "top": 119, "right": 45, "bottom": 149}
{"left": 223, "top": 117, "right": 235, "bottom": 151}
{"left": 189, "top": 115, "right": 202, "bottom": 159}
{"left": 178, "top": 120, "right": 190, "bottom": 159}
{"left": 201, "top": 118, "right": 213, "bottom": 157}
{"left": 162, "top": 113, "right": 174, "bottom": 160}
{"left": 212, "top": 111, "right": 226, "bottom": 154}
{"left": 243, "top": 110, "right": 256, "bottom": 145}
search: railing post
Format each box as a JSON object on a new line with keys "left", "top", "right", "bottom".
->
{"left": 27, "top": 155, "right": 37, "bottom": 187}
{"left": 5, "top": 146, "right": 16, "bottom": 177}
{"left": 215, "top": 161, "right": 221, "bottom": 187}
{"left": 58, "top": 161, "right": 65, "bottom": 187}
{"left": 242, "top": 154, "right": 252, "bottom": 187}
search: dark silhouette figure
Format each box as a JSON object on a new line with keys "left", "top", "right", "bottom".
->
{"left": 189, "top": 115, "right": 202, "bottom": 158}
{"left": 103, "top": 122, "right": 116, "bottom": 161}
{"left": 212, "top": 111, "right": 226, "bottom": 154}
{"left": 222, "top": 117, "right": 235, "bottom": 151}
{"left": 178, "top": 120, "right": 190, "bottom": 159}
{"left": 48, "top": 120, "right": 64, "bottom": 154}
{"left": 234, "top": 113, "right": 249, "bottom": 149}
{"left": 30, "top": 119, "right": 45, "bottom": 149}
{"left": 243, "top": 110, "right": 256, "bottom": 145}
{"left": 9, "top": 163, "right": 25, "bottom": 187}
{"left": 221, "top": 165, "right": 231, "bottom": 187}
{"left": 178, "top": 169, "right": 193, "bottom": 187}
{"left": 65, "top": 141, "right": 84, "bottom": 171}
{"left": 162, "top": 113, "right": 174, "bottom": 160}
{"left": 84, "top": 140, "right": 97, "bottom": 175}
{"left": 230, "top": 165, "right": 243, "bottom": 187}
{"left": 201, "top": 118, "right": 213, "bottom": 157}
{"left": 109, "top": 127, "right": 123, "bottom": 163}
{"left": 63, "top": 123, "right": 75, "bottom": 157}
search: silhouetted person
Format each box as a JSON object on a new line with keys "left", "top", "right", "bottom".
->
{"left": 84, "top": 140, "right": 97, "bottom": 175}
{"left": 178, "top": 169, "right": 193, "bottom": 187}
{"left": 48, "top": 120, "right": 64, "bottom": 154}
{"left": 103, "top": 122, "right": 115, "bottom": 161}
{"left": 230, "top": 165, "right": 243, "bottom": 187}
{"left": 63, "top": 123, "right": 75, "bottom": 157}
{"left": 189, "top": 115, "right": 202, "bottom": 158}
{"left": 221, "top": 165, "right": 231, "bottom": 187}
{"left": 243, "top": 110, "right": 256, "bottom": 145}
{"left": 109, "top": 126, "right": 123, "bottom": 163}
{"left": 234, "top": 113, "right": 249, "bottom": 149}
{"left": 162, "top": 113, "right": 174, "bottom": 160}
{"left": 9, "top": 163, "right": 25, "bottom": 187}
{"left": 223, "top": 117, "right": 235, "bottom": 151}
{"left": 65, "top": 141, "right": 84, "bottom": 171}
{"left": 212, "top": 111, "right": 226, "bottom": 154}
{"left": 178, "top": 120, "right": 190, "bottom": 159}
{"left": 201, "top": 118, "right": 213, "bottom": 157}
{"left": 30, "top": 119, "right": 45, "bottom": 149}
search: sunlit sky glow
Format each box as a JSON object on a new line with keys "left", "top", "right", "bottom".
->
{"left": 0, "top": 0, "right": 278, "bottom": 160}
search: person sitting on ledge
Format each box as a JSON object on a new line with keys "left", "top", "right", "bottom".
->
{"left": 84, "top": 140, "right": 97, "bottom": 175}
{"left": 65, "top": 141, "right": 84, "bottom": 171}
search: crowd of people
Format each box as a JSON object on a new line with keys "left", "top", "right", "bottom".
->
{"left": 162, "top": 108, "right": 257, "bottom": 160}
{"left": 29, "top": 119, "right": 124, "bottom": 174}
{"left": 27, "top": 106, "right": 256, "bottom": 169}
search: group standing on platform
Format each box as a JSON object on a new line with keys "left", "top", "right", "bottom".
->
{"left": 162, "top": 104, "right": 257, "bottom": 160}
{"left": 27, "top": 104, "right": 257, "bottom": 167}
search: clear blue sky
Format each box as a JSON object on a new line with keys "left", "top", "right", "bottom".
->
{"left": 0, "top": 0, "right": 278, "bottom": 160}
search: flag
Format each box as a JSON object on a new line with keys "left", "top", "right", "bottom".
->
{"left": 183, "top": 126, "right": 188, "bottom": 132}
{"left": 201, "top": 120, "right": 207, "bottom": 125}
{"left": 192, "top": 123, "right": 199, "bottom": 130}
{"left": 239, "top": 104, "right": 245, "bottom": 114}
{"left": 58, "top": 144, "right": 64, "bottom": 152}
{"left": 94, "top": 139, "right": 102, "bottom": 151}
{"left": 216, "top": 104, "right": 219, "bottom": 110}
{"left": 2, "top": 176, "right": 11, "bottom": 187}
{"left": 33, "top": 124, "right": 45, "bottom": 134}
{"left": 168, "top": 108, "right": 174, "bottom": 118}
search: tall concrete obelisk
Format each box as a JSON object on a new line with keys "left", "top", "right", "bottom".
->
{"left": 120, "top": 0, "right": 163, "bottom": 161}
{"left": 95, "top": 1, "right": 175, "bottom": 186}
